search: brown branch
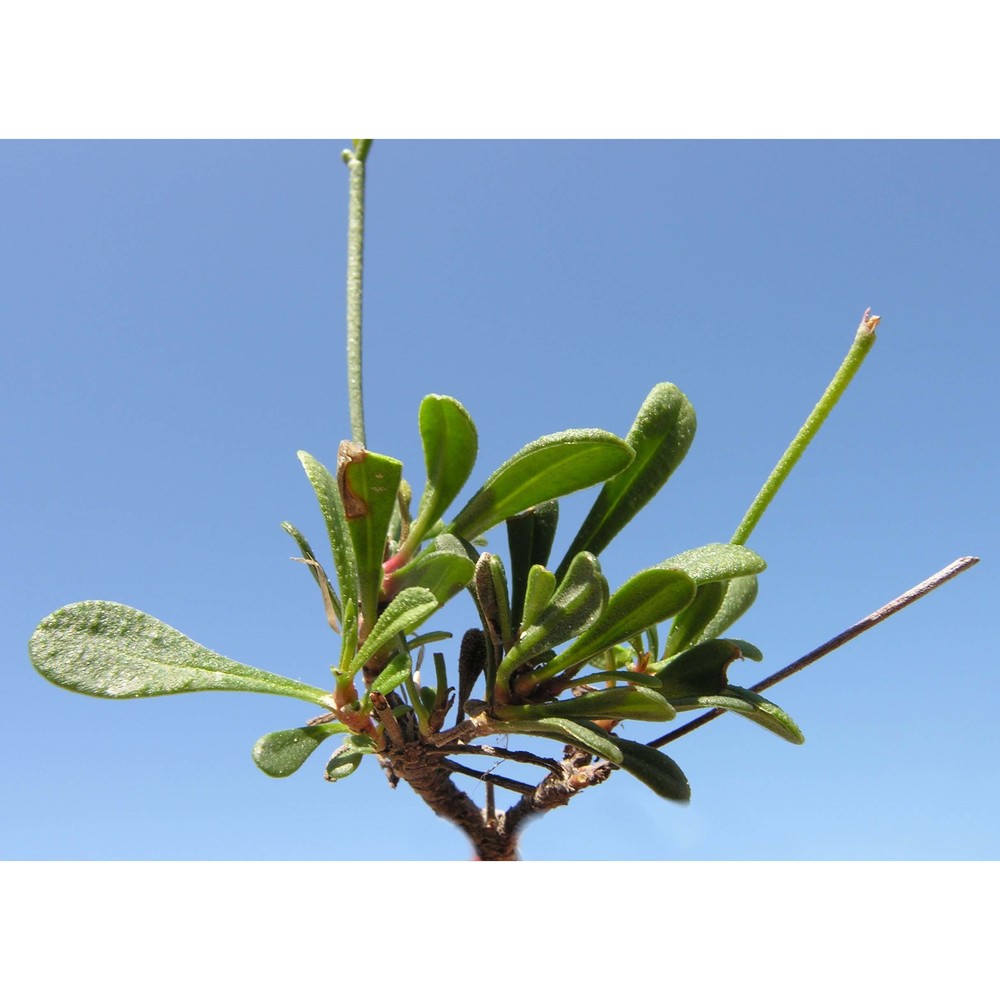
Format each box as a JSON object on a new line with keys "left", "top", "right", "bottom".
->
{"left": 649, "top": 556, "right": 979, "bottom": 749}
{"left": 439, "top": 758, "right": 538, "bottom": 796}
{"left": 503, "top": 748, "right": 615, "bottom": 844}
{"left": 427, "top": 742, "right": 564, "bottom": 775}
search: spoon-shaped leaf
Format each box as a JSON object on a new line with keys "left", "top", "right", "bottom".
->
{"left": 385, "top": 543, "right": 476, "bottom": 606}
{"left": 656, "top": 542, "right": 766, "bottom": 583}
{"left": 506, "top": 500, "right": 559, "bottom": 628}
{"left": 556, "top": 383, "right": 696, "bottom": 577}
{"left": 325, "top": 734, "right": 377, "bottom": 783}
{"left": 30, "top": 601, "right": 333, "bottom": 707}
{"left": 348, "top": 587, "right": 439, "bottom": 680}
{"left": 495, "top": 552, "right": 608, "bottom": 695}
{"left": 670, "top": 686, "right": 805, "bottom": 744}
{"left": 494, "top": 685, "right": 676, "bottom": 723}
{"left": 610, "top": 735, "right": 691, "bottom": 802}
{"left": 654, "top": 637, "right": 762, "bottom": 698}
{"left": 298, "top": 450, "right": 359, "bottom": 611}
{"left": 252, "top": 722, "right": 348, "bottom": 777}
{"left": 518, "top": 564, "right": 557, "bottom": 634}
{"left": 405, "top": 395, "right": 478, "bottom": 553}
{"left": 339, "top": 444, "right": 403, "bottom": 626}
{"left": 536, "top": 566, "right": 697, "bottom": 681}
{"left": 449, "top": 429, "right": 634, "bottom": 542}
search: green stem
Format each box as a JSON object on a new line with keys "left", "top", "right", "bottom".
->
{"left": 730, "top": 309, "right": 881, "bottom": 546}
{"left": 342, "top": 140, "right": 373, "bottom": 446}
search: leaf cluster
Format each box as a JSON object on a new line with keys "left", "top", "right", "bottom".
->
{"left": 30, "top": 383, "right": 804, "bottom": 807}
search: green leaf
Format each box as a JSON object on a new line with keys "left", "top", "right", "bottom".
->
{"left": 340, "top": 445, "right": 403, "bottom": 625}
{"left": 561, "top": 669, "right": 664, "bottom": 690}
{"left": 610, "top": 736, "right": 691, "bottom": 802}
{"left": 483, "top": 713, "right": 624, "bottom": 764}
{"left": 337, "top": 598, "right": 359, "bottom": 676}
{"left": 298, "top": 450, "right": 359, "bottom": 611}
{"left": 539, "top": 566, "right": 697, "bottom": 680}
{"left": 671, "top": 686, "right": 805, "bottom": 744}
{"left": 385, "top": 543, "right": 476, "bottom": 606}
{"left": 325, "top": 734, "right": 377, "bottom": 782}
{"left": 665, "top": 580, "right": 726, "bottom": 654}
{"left": 449, "top": 429, "right": 634, "bottom": 541}
{"left": 506, "top": 500, "right": 559, "bottom": 628}
{"left": 405, "top": 631, "right": 453, "bottom": 652}
{"left": 369, "top": 651, "right": 412, "bottom": 696}
{"left": 655, "top": 638, "right": 762, "bottom": 698}
{"left": 557, "top": 383, "right": 696, "bottom": 576}
{"left": 348, "top": 587, "right": 439, "bottom": 679}
{"left": 252, "top": 723, "right": 347, "bottom": 777}
{"left": 494, "top": 685, "right": 676, "bottom": 723}
{"left": 518, "top": 564, "right": 557, "bottom": 634}
{"left": 658, "top": 544, "right": 766, "bottom": 653}
{"left": 407, "top": 395, "right": 478, "bottom": 552}
{"left": 700, "top": 575, "right": 759, "bottom": 640}
{"left": 656, "top": 542, "right": 766, "bottom": 584}
{"left": 495, "top": 552, "right": 608, "bottom": 693}
{"left": 29, "top": 601, "right": 333, "bottom": 707}
{"left": 474, "top": 553, "right": 514, "bottom": 652}
{"left": 281, "top": 521, "right": 341, "bottom": 631}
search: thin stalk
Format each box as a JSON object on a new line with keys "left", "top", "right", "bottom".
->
{"left": 648, "top": 556, "right": 979, "bottom": 749}
{"left": 342, "top": 140, "right": 373, "bottom": 446}
{"left": 731, "top": 309, "right": 880, "bottom": 546}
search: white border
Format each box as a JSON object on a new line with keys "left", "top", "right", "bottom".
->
{"left": 1, "top": 3, "right": 995, "bottom": 137}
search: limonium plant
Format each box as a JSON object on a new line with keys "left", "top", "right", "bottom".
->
{"left": 28, "top": 142, "right": 978, "bottom": 860}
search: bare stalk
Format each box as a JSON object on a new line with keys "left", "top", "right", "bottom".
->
{"left": 342, "top": 140, "right": 372, "bottom": 446}
{"left": 731, "top": 309, "right": 880, "bottom": 545}
{"left": 649, "top": 556, "right": 979, "bottom": 749}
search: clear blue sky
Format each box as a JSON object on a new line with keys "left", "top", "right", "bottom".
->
{"left": 3, "top": 140, "right": 997, "bottom": 861}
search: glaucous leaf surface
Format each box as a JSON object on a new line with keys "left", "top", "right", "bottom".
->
{"left": 252, "top": 722, "right": 348, "bottom": 777}
{"left": 30, "top": 601, "right": 332, "bottom": 706}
